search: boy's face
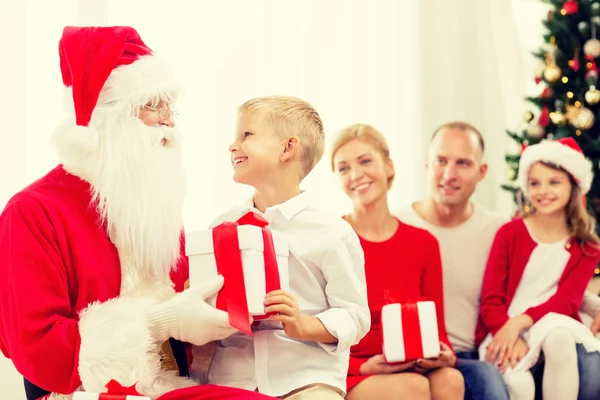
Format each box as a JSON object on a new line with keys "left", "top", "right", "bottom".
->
{"left": 229, "top": 111, "right": 284, "bottom": 186}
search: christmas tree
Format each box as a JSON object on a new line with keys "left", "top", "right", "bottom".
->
{"left": 503, "top": 0, "right": 600, "bottom": 275}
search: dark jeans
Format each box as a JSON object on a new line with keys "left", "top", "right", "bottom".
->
{"left": 458, "top": 344, "right": 600, "bottom": 400}
{"left": 531, "top": 343, "right": 600, "bottom": 400}
{"left": 456, "top": 351, "right": 509, "bottom": 400}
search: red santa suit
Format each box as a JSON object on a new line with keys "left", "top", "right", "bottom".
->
{"left": 0, "top": 26, "right": 274, "bottom": 400}
{"left": 0, "top": 165, "right": 191, "bottom": 395}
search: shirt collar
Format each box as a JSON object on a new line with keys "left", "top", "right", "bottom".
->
{"left": 243, "top": 190, "right": 311, "bottom": 221}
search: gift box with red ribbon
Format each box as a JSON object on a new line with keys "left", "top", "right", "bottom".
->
{"left": 185, "top": 211, "right": 289, "bottom": 335}
{"left": 72, "top": 393, "right": 150, "bottom": 400}
{"left": 69, "top": 380, "right": 150, "bottom": 399}
{"left": 381, "top": 301, "right": 440, "bottom": 363}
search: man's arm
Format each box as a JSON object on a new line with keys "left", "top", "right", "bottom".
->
{"left": 0, "top": 197, "right": 176, "bottom": 394}
{"left": 0, "top": 199, "right": 84, "bottom": 393}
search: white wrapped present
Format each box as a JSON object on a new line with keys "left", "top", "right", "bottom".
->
{"left": 381, "top": 301, "right": 441, "bottom": 363}
{"left": 185, "top": 214, "right": 289, "bottom": 334}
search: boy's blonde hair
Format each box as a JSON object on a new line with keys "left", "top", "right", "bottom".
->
{"left": 238, "top": 96, "right": 325, "bottom": 179}
{"left": 330, "top": 123, "right": 395, "bottom": 188}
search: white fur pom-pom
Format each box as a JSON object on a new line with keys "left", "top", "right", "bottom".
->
{"left": 53, "top": 123, "right": 100, "bottom": 154}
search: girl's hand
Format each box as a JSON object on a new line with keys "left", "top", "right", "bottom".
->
{"left": 413, "top": 342, "right": 456, "bottom": 373}
{"left": 498, "top": 337, "right": 529, "bottom": 373}
{"left": 485, "top": 315, "right": 533, "bottom": 365}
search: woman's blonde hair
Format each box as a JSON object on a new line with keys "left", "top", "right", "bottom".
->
{"left": 522, "top": 161, "right": 600, "bottom": 248}
{"left": 330, "top": 123, "right": 394, "bottom": 188}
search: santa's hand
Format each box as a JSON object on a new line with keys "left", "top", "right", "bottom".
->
{"left": 148, "top": 275, "right": 237, "bottom": 346}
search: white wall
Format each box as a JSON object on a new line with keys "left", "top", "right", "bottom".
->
{"left": 0, "top": 0, "right": 549, "bottom": 398}
{"left": 107, "top": 0, "right": 422, "bottom": 230}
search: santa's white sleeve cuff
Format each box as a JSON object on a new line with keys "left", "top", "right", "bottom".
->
{"left": 148, "top": 301, "right": 178, "bottom": 344}
{"left": 77, "top": 296, "right": 162, "bottom": 393}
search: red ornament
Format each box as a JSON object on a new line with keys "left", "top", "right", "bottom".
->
{"left": 541, "top": 87, "right": 553, "bottom": 98}
{"left": 535, "top": 75, "right": 542, "bottom": 84}
{"left": 538, "top": 106, "right": 550, "bottom": 127}
{"left": 562, "top": 0, "right": 579, "bottom": 15}
{"left": 569, "top": 58, "right": 580, "bottom": 72}
{"left": 520, "top": 143, "right": 528, "bottom": 154}
{"left": 586, "top": 55, "right": 599, "bottom": 74}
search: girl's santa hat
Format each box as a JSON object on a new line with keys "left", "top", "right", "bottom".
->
{"left": 518, "top": 137, "right": 593, "bottom": 194}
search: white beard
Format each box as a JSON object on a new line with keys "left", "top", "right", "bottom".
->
{"left": 53, "top": 113, "right": 186, "bottom": 295}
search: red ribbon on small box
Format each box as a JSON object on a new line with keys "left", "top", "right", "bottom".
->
{"left": 212, "top": 211, "right": 281, "bottom": 336}
{"left": 381, "top": 291, "right": 427, "bottom": 362}
{"left": 398, "top": 303, "right": 424, "bottom": 361}
{"left": 60, "top": 380, "right": 150, "bottom": 400}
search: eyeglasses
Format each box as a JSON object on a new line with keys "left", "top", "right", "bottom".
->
{"left": 142, "top": 105, "right": 179, "bottom": 120}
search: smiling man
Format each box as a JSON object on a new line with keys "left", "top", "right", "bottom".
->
{"left": 396, "top": 121, "right": 600, "bottom": 400}
{"left": 395, "top": 122, "right": 511, "bottom": 400}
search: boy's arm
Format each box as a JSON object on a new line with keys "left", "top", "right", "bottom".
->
{"left": 312, "top": 231, "right": 370, "bottom": 354}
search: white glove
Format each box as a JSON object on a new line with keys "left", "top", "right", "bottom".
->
{"left": 148, "top": 275, "right": 238, "bottom": 346}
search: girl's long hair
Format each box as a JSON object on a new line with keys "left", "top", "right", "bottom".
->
{"left": 522, "top": 161, "right": 600, "bottom": 250}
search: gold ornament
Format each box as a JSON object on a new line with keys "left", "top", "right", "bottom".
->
{"left": 584, "top": 39, "right": 600, "bottom": 58}
{"left": 549, "top": 111, "right": 567, "bottom": 125}
{"left": 526, "top": 124, "right": 545, "bottom": 138}
{"left": 543, "top": 65, "right": 562, "bottom": 82}
{"left": 523, "top": 111, "right": 534, "bottom": 123}
{"left": 585, "top": 86, "right": 600, "bottom": 105}
{"left": 506, "top": 168, "right": 517, "bottom": 181}
{"left": 566, "top": 105, "right": 595, "bottom": 130}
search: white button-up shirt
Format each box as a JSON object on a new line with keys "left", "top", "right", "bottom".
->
{"left": 206, "top": 191, "right": 369, "bottom": 397}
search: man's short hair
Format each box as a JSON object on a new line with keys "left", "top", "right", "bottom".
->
{"left": 431, "top": 121, "right": 485, "bottom": 154}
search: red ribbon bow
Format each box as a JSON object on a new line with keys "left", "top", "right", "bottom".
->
{"left": 382, "top": 291, "right": 427, "bottom": 362}
{"left": 36, "top": 381, "right": 145, "bottom": 400}
{"left": 212, "top": 211, "right": 281, "bottom": 335}
{"left": 105, "top": 380, "right": 143, "bottom": 396}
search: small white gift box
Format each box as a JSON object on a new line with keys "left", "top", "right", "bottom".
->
{"left": 381, "top": 301, "right": 441, "bottom": 363}
{"left": 185, "top": 224, "right": 289, "bottom": 317}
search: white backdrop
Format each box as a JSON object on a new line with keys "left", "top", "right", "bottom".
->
{"left": 0, "top": 0, "right": 548, "bottom": 397}
{"left": 106, "top": 0, "right": 423, "bottom": 230}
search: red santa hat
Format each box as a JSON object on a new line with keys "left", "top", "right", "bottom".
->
{"left": 58, "top": 25, "right": 179, "bottom": 127}
{"left": 518, "top": 137, "right": 593, "bottom": 194}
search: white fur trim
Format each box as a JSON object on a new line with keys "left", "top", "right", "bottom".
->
{"left": 77, "top": 296, "right": 196, "bottom": 399}
{"left": 98, "top": 55, "right": 181, "bottom": 109}
{"left": 46, "top": 393, "right": 74, "bottom": 400}
{"left": 52, "top": 122, "right": 100, "bottom": 158}
{"left": 518, "top": 140, "right": 594, "bottom": 194}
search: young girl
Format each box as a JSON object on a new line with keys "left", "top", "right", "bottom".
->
{"left": 477, "top": 137, "right": 600, "bottom": 400}
{"left": 331, "top": 124, "right": 464, "bottom": 400}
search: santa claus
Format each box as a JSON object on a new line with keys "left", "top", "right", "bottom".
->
{"left": 0, "top": 26, "right": 274, "bottom": 400}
